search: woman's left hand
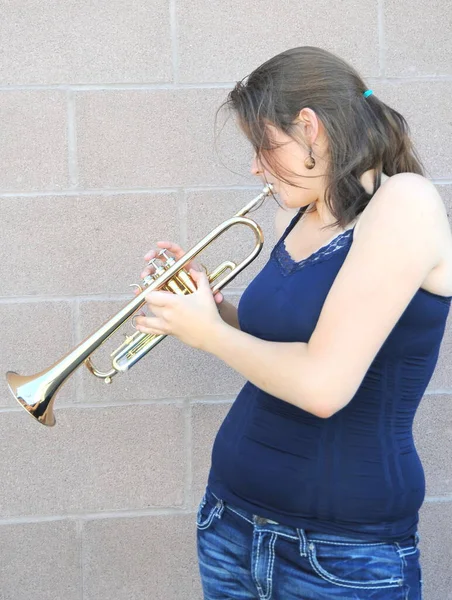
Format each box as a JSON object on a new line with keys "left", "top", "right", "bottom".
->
{"left": 134, "top": 269, "right": 225, "bottom": 351}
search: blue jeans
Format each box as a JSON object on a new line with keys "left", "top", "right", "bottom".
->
{"left": 196, "top": 486, "right": 422, "bottom": 599}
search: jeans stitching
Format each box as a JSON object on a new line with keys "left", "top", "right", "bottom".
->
{"left": 397, "top": 546, "right": 418, "bottom": 556}
{"left": 263, "top": 533, "right": 277, "bottom": 600}
{"left": 216, "top": 496, "right": 299, "bottom": 539}
{"left": 307, "top": 543, "right": 403, "bottom": 590}
{"left": 217, "top": 499, "right": 225, "bottom": 518}
{"left": 253, "top": 532, "right": 264, "bottom": 596}
{"left": 225, "top": 504, "right": 255, "bottom": 525}
{"left": 394, "top": 542, "right": 407, "bottom": 568}
{"left": 210, "top": 489, "right": 221, "bottom": 502}
{"left": 197, "top": 505, "right": 218, "bottom": 530}
{"left": 196, "top": 492, "right": 207, "bottom": 520}
{"left": 196, "top": 493, "right": 224, "bottom": 530}
{"left": 254, "top": 528, "right": 298, "bottom": 541}
{"left": 309, "top": 539, "right": 388, "bottom": 547}
{"left": 297, "top": 528, "right": 307, "bottom": 556}
{"left": 210, "top": 488, "right": 256, "bottom": 526}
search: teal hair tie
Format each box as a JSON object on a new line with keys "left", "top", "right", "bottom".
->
{"left": 363, "top": 89, "right": 373, "bottom": 98}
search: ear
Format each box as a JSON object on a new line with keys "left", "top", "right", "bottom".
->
{"left": 295, "top": 107, "right": 320, "bottom": 146}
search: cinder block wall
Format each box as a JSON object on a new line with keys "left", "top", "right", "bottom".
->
{"left": 0, "top": 2, "right": 451, "bottom": 599}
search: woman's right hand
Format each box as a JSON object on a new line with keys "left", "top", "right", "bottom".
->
{"left": 137, "top": 241, "right": 224, "bottom": 305}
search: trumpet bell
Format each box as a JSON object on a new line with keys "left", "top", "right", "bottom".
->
{"left": 6, "top": 370, "right": 56, "bottom": 426}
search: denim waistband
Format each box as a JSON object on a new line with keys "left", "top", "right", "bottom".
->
{"left": 206, "top": 486, "right": 420, "bottom": 547}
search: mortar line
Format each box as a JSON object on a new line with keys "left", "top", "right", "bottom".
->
{"left": 0, "top": 494, "right": 450, "bottom": 526}
{"left": 377, "top": 0, "right": 386, "bottom": 77}
{"left": 0, "top": 76, "right": 452, "bottom": 92}
{"left": 0, "top": 287, "right": 245, "bottom": 304}
{"left": 184, "top": 400, "right": 193, "bottom": 510}
{"left": 424, "top": 495, "right": 452, "bottom": 503}
{"left": 73, "top": 298, "right": 84, "bottom": 404}
{"left": 8, "top": 388, "right": 452, "bottom": 414}
{"left": 0, "top": 396, "right": 235, "bottom": 414}
{"left": 169, "top": 0, "right": 179, "bottom": 84}
{"left": 0, "top": 506, "right": 197, "bottom": 526}
{"left": 67, "top": 89, "right": 79, "bottom": 188}
{"left": 0, "top": 184, "right": 266, "bottom": 198}
{"left": 180, "top": 189, "right": 188, "bottom": 249}
{"left": 76, "top": 520, "right": 84, "bottom": 600}
{"left": 0, "top": 83, "right": 235, "bottom": 92}
{"left": 0, "top": 180, "right": 450, "bottom": 199}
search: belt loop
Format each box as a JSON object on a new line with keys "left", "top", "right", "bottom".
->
{"left": 216, "top": 498, "right": 225, "bottom": 518}
{"left": 297, "top": 528, "right": 308, "bottom": 556}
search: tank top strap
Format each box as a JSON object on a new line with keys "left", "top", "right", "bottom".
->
{"left": 278, "top": 208, "right": 304, "bottom": 244}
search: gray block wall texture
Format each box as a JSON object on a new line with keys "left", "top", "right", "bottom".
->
{"left": 0, "top": 0, "right": 451, "bottom": 598}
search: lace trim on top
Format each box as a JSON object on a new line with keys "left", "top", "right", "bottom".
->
{"left": 273, "top": 226, "right": 355, "bottom": 275}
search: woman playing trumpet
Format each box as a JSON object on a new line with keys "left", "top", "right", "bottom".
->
{"left": 134, "top": 46, "right": 451, "bottom": 599}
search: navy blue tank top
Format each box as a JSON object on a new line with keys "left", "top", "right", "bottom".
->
{"left": 208, "top": 208, "right": 452, "bottom": 541}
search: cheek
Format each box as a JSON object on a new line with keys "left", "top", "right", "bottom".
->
{"left": 277, "top": 182, "right": 308, "bottom": 206}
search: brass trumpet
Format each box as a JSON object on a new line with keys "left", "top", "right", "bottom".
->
{"left": 5, "top": 184, "right": 274, "bottom": 427}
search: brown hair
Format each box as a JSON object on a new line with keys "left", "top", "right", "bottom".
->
{"left": 215, "top": 46, "right": 425, "bottom": 231}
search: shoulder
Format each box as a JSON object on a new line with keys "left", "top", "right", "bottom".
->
{"left": 354, "top": 173, "right": 446, "bottom": 269}
{"left": 361, "top": 172, "right": 445, "bottom": 220}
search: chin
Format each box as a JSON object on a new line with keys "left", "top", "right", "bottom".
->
{"left": 279, "top": 196, "right": 295, "bottom": 209}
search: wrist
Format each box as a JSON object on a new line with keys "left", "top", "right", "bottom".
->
{"left": 201, "top": 318, "right": 230, "bottom": 354}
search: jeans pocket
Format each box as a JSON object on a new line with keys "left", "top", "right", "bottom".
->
{"left": 196, "top": 487, "right": 224, "bottom": 531}
{"left": 307, "top": 537, "right": 404, "bottom": 590}
{"left": 395, "top": 533, "right": 420, "bottom": 564}
{"left": 395, "top": 533, "right": 422, "bottom": 597}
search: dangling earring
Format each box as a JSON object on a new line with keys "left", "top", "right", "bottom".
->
{"left": 304, "top": 149, "right": 316, "bottom": 170}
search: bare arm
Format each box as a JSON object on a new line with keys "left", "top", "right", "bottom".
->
{"left": 201, "top": 174, "right": 444, "bottom": 418}
{"left": 217, "top": 298, "right": 240, "bottom": 329}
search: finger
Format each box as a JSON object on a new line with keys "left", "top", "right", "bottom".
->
{"left": 214, "top": 292, "right": 223, "bottom": 304}
{"left": 134, "top": 316, "right": 167, "bottom": 335}
{"left": 156, "top": 242, "right": 200, "bottom": 272}
{"left": 158, "top": 242, "right": 206, "bottom": 274}
{"left": 141, "top": 249, "right": 158, "bottom": 279}
{"left": 143, "top": 242, "right": 188, "bottom": 277}
{"left": 190, "top": 268, "right": 211, "bottom": 291}
{"left": 143, "top": 245, "right": 175, "bottom": 271}
{"left": 189, "top": 260, "right": 203, "bottom": 272}
{"left": 145, "top": 290, "right": 177, "bottom": 307}
{"left": 141, "top": 265, "right": 156, "bottom": 278}
{"left": 156, "top": 241, "right": 185, "bottom": 259}
{"left": 143, "top": 248, "right": 157, "bottom": 261}
{"left": 142, "top": 244, "right": 177, "bottom": 277}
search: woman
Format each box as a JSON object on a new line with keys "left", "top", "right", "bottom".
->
{"left": 134, "top": 46, "right": 452, "bottom": 599}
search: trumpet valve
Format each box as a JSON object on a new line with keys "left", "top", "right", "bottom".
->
{"left": 142, "top": 275, "right": 154, "bottom": 286}
{"left": 157, "top": 249, "right": 176, "bottom": 266}
{"left": 146, "top": 257, "right": 166, "bottom": 278}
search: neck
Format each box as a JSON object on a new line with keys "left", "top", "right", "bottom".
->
{"left": 309, "top": 169, "right": 386, "bottom": 227}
